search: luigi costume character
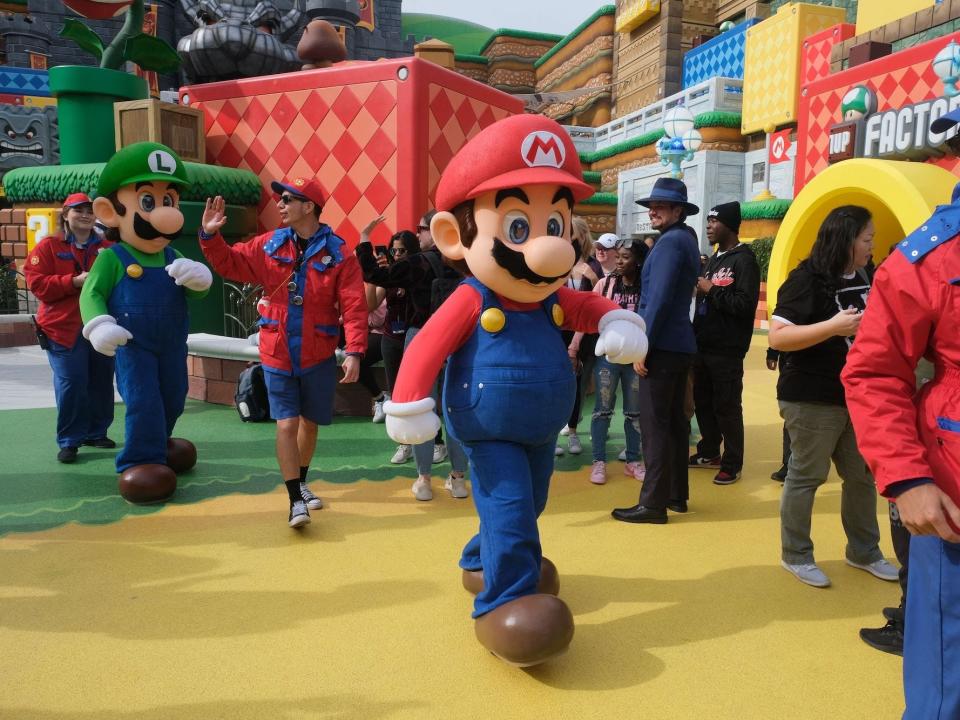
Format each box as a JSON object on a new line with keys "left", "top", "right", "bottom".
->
{"left": 385, "top": 114, "right": 648, "bottom": 666}
{"left": 80, "top": 142, "right": 212, "bottom": 504}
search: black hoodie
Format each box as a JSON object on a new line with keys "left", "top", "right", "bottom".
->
{"left": 693, "top": 243, "right": 761, "bottom": 358}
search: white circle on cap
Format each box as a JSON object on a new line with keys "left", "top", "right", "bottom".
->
{"left": 148, "top": 150, "right": 177, "bottom": 175}
{"left": 521, "top": 131, "right": 566, "bottom": 169}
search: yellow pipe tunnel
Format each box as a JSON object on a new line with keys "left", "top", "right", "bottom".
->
{"left": 767, "top": 159, "right": 959, "bottom": 315}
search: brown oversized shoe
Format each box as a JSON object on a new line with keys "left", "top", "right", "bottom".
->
{"left": 119, "top": 464, "right": 177, "bottom": 504}
{"left": 166, "top": 438, "right": 197, "bottom": 473}
{"left": 462, "top": 556, "right": 560, "bottom": 596}
{"left": 474, "top": 594, "right": 574, "bottom": 667}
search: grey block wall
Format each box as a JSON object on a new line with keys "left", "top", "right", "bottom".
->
{"left": 352, "top": 0, "right": 413, "bottom": 61}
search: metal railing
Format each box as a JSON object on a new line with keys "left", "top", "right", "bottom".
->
{"left": 0, "top": 260, "right": 37, "bottom": 316}
{"left": 222, "top": 280, "right": 263, "bottom": 339}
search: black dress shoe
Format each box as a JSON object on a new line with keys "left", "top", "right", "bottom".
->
{"left": 667, "top": 499, "right": 688, "bottom": 513}
{"left": 83, "top": 437, "right": 117, "bottom": 449}
{"left": 611, "top": 504, "right": 667, "bottom": 524}
{"left": 57, "top": 446, "right": 78, "bottom": 463}
{"left": 771, "top": 465, "right": 788, "bottom": 482}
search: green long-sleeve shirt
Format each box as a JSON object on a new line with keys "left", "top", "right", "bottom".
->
{"left": 80, "top": 241, "right": 210, "bottom": 323}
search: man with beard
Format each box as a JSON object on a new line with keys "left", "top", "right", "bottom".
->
{"left": 80, "top": 142, "right": 212, "bottom": 504}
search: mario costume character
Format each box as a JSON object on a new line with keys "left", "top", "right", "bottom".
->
{"left": 385, "top": 114, "right": 648, "bottom": 666}
{"left": 80, "top": 142, "right": 212, "bottom": 504}
{"left": 842, "top": 114, "right": 960, "bottom": 715}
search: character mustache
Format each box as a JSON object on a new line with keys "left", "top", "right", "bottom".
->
{"left": 491, "top": 236, "right": 581, "bottom": 285}
{"left": 134, "top": 212, "right": 180, "bottom": 242}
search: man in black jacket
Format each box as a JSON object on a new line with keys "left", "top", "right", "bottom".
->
{"left": 690, "top": 202, "right": 760, "bottom": 485}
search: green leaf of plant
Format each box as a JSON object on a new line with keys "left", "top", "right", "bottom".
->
{"left": 122, "top": 33, "right": 182, "bottom": 73}
{"left": 59, "top": 18, "right": 104, "bottom": 61}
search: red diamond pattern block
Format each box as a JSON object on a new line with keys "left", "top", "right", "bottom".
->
{"left": 186, "top": 58, "right": 523, "bottom": 240}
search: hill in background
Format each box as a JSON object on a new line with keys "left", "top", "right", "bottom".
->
{"left": 401, "top": 13, "right": 493, "bottom": 56}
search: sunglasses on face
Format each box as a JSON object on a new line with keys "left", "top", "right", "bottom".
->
{"left": 390, "top": 247, "right": 408, "bottom": 256}
{"left": 279, "top": 194, "right": 307, "bottom": 205}
{"left": 417, "top": 225, "right": 430, "bottom": 232}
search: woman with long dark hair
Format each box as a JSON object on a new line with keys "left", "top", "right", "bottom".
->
{"left": 769, "top": 205, "right": 897, "bottom": 588}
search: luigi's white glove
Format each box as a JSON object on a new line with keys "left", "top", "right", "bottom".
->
{"left": 82, "top": 314, "right": 133, "bottom": 357}
{"left": 595, "top": 309, "right": 648, "bottom": 364}
{"left": 383, "top": 397, "right": 442, "bottom": 445}
{"left": 165, "top": 258, "right": 213, "bottom": 291}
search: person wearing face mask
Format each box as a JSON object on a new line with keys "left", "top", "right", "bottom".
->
{"left": 25, "top": 193, "right": 116, "bottom": 463}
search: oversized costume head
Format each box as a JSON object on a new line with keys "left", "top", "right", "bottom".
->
{"left": 93, "top": 142, "right": 190, "bottom": 254}
{"left": 430, "top": 114, "right": 594, "bottom": 304}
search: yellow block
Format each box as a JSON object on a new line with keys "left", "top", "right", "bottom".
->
{"left": 26, "top": 208, "right": 59, "bottom": 253}
{"left": 741, "top": 2, "right": 847, "bottom": 134}
{"left": 23, "top": 96, "right": 56, "bottom": 108}
{"left": 856, "top": 0, "right": 935, "bottom": 35}
{"left": 615, "top": 0, "right": 660, "bottom": 34}
{"left": 767, "top": 159, "right": 956, "bottom": 316}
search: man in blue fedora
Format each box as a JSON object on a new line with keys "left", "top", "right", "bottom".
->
{"left": 612, "top": 176, "right": 701, "bottom": 524}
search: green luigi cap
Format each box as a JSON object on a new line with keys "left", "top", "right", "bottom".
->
{"left": 96, "top": 142, "right": 190, "bottom": 198}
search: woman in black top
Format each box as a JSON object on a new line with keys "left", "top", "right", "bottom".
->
{"left": 769, "top": 205, "right": 897, "bottom": 589}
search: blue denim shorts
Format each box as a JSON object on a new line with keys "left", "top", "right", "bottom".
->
{"left": 263, "top": 357, "right": 336, "bottom": 425}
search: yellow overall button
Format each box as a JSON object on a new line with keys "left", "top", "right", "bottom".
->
{"left": 552, "top": 304, "right": 564, "bottom": 327}
{"left": 126, "top": 264, "right": 144, "bottom": 279}
{"left": 480, "top": 307, "right": 506, "bottom": 333}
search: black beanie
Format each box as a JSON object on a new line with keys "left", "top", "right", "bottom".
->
{"left": 708, "top": 202, "right": 741, "bottom": 234}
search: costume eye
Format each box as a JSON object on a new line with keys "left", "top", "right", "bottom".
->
{"left": 24, "top": 128, "right": 34, "bottom": 140}
{"left": 503, "top": 211, "right": 530, "bottom": 245}
{"left": 547, "top": 212, "right": 564, "bottom": 238}
{"left": 139, "top": 193, "right": 156, "bottom": 212}
{"left": 163, "top": 193, "right": 176, "bottom": 207}
{"left": 4, "top": 124, "right": 14, "bottom": 139}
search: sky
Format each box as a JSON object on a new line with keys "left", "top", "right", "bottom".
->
{"left": 401, "top": 0, "right": 607, "bottom": 35}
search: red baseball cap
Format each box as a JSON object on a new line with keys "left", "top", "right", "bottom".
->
{"left": 63, "top": 192, "right": 92, "bottom": 208}
{"left": 271, "top": 177, "right": 325, "bottom": 208}
{"left": 434, "top": 114, "right": 593, "bottom": 212}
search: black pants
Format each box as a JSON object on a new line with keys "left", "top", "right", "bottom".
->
{"left": 692, "top": 352, "right": 745, "bottom": 473}
{"left": 358, "top": 331, "right": 384, "bottom": 398}
{"left": 890, "top": 501, "right": 911, "bottom": 615}
{"left": 638, "top": 350, "right": 693, "bottom": 509}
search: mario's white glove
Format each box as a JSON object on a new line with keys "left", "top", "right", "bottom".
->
{"left": 165, "top": 258, "right": 213, "bottom": 291}
{"left": 383, "top": 397, "right": 442, "bottom": 445}
{"left": 595, "top": 309, "right": 648, "bottom": 364}
{"left": 82, "top": 314, "right": 133, "bottom": 357}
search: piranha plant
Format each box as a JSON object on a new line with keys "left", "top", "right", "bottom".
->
{"left": 60, "top": 0, "right": 181, "bottom": 73}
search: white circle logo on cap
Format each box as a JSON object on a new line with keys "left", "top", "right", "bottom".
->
{"left": 521, "top": 131, "right": 566, "bottom": 169}
{"left": 148, "top": 150, "right": 177, "bottom": 175}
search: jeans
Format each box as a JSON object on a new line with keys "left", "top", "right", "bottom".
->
{"left": 778, "top": 400, "right": 883, "bottom": 566}
{"left": 590, "top": 357, "right": 642, "bottom": 462}
{"left": 46, "top": 333, "right": 115, "bottom": 448}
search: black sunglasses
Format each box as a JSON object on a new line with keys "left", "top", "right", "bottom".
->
{"left": 390, "top": 247, "right": 408, "bottom": 256}
{"left": 279, "top": 194, "right": 308, "bottom": 204}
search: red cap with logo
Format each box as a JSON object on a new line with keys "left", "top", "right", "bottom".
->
{"left": 434, "top": 114, "right": 593, "bottom": 212}
{"left": 63, "top": 192, "right": 92, "bottom": 208}
{"left": 270, "top": 177, "right": 325, "bottom": 208}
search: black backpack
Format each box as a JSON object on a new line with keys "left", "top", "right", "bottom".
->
{"left": 235, "top": 363, "right": 273, "bottom": 422}
{"left": 421, "top": 250, "right": 463, "bottom": 315}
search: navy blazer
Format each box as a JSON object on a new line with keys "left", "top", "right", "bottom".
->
{"left": 639, "top": 222, "right": 700, "bottom": 354}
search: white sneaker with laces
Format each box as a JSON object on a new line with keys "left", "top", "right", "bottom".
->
{"left": 412, "top": 476, "right": 433, "bottom": 501}
{"left": 781, "top": 560, "right": 831, "bottom": 588}
{"left": 372, "top": 393, "right": 388, "bottom": 423}
{"left": 846, "top": 558, "right": 899, "bottom": 581}
{"left": 555, "top": 444, "right": 564, "bottom": 456}
{"left": 445, "top": 473, "right": 469, "bottom": 499}
{"left": 567, "top": 432, "right": 583, "bottom": 455}
{"left": 299, "top": 483, "right": 324, "bottom": 510}
{"left": 559, "top": 426, "right": 571, "bottom": 436}
{"left": 617, "top": 448, "right": 627, "bottom": 462}
{"left": 432, "top": 443, "right": 448, "bottom": 464}
{"left": 391, "top": 444, "right": 412, "bottom": 464}
{"left": 288, "top": 500, "right": 311, "bottom": 528}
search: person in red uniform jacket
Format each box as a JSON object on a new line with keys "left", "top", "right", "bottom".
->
{"left": 24, "top": 193, "right": 115, "bottom": 463}
{"left": 200, "top": 178, "right": 367, "bottom": 529}
{"left": 384, "top": 114, "right": 648, "bottom": 666}
{"left": 842, "top": 147, "right": 960, "bottom": 715}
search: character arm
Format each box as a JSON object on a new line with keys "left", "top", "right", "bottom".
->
{"left": 23, "top": 240, "right": 77, "bottom": 302}
{"left": 199, "top": 231, "right": 266, "bottom": 286}
{"left": 79, "top": 249, "right": 122, "bottom": 323}
{"left": 336, "top": 255, "right": 369, "bottom": 356}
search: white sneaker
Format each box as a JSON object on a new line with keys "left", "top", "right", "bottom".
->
{"left": 781, "top": 560, "right": 831, "bottom": 588}
{"left": 555, "top": 444, "right": 564, "bottom": 456}
{"left": 372, "top": 394, "right": 388, "bottom": 423}
{"left": 444, "top": 473, "right": 469, "bottom": 499}
{"left": 559, "top": 425, "right": 571, "bottom": 436}
{"left": 299, "top": 483, "right": 324, "bottom": 510}
{"left": 567, "top": 432, "right": 583, "bottom": 455}
{"left": 432, "top": 443, "right": 448, "bottom": 463}
{"left": 617, "top": 448, "right": 627, "bottom": 462}
{"left": 846, "top": 558, "right": 899, "bottom": 582}
{"left": 412, "top": 476, "right": 433, "bottom": 501}
{"left": 391, "top": 444, "right": 412, "bottom": 464}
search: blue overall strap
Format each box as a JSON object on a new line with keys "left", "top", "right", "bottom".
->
{"left": 541, "top": 291, "right": 562, "bottom": 329}
{"left": 263, "top": 227, "right": 294, "bottom": 261}
{"left": 163, "top": 246, "right": 176, "bottom": 265}
{"left": 899, "top": 187, "right": 960, "bottom": 264}
{"left": 304, "top": 224, "right": 346, "bottom": 268}
{"left": 110, "top": 243, "right": 138, "bottom": 268}
{"left": 463, "top": 277, "right": 502, "bottom": 313}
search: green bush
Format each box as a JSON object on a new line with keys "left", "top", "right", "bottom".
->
{"left": 751, "top": 236, "right": 775, "bottom": 282}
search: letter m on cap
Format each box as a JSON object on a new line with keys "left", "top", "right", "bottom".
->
{"left": 521, "top": 131, "right": 566, "bottom": 168}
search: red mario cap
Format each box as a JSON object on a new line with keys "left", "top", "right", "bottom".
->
{"left": 434, "top": 114, "right": 593, "bottom": 212}
{"left": 63, "top": 192, "right": 92, "bottom": 208}
{"left": 270, "top": 177, "right": 325, "bottom": 208}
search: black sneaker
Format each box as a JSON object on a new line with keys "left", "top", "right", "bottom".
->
{"left": 689, "top": 453, "right": 721, "bottom": 468}
{"left": 83, "top": 437, "right": 117, "bottom": 449}
{"left": 288, "top": 500, "right": 311, "bottom": 528}
{"left": 300, "top": 483, "right": 324, "bottom": 510}
{"left": 883, "top": 606, "right": 904, "bottom": 625}
{"left": 57, "top": 446, "right": 78, "bottom": 463}
{"left": 771, "top": 465, "right": 788, "bottom": 482}
{"left": 859, "top": 620, "right": 903, "bottom": 656}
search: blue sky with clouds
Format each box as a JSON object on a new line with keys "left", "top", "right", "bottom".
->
{"left": 401, "top": 0, "right": 607, "bottom": 35}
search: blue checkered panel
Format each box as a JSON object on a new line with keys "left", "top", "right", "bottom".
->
{"left": 0, "top": 68, "right": 51, "bottom": 97}
{"left": 683, "top": 18, "right": 760, "bottom": 89}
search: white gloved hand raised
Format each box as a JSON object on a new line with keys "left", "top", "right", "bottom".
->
{"left": 165, "top": 258, "right": 213, "bottom": 291}
{"left": 82, "top": 314, "right": 133, "bottom": 357}
{"left": 383, "top": 397, "right": 442, "bottom": 445}
{"left": 595, "top": 309, "right": 648, "bottom": 364}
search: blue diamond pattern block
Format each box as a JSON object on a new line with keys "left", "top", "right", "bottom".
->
{"left": 683, "top": 18, "right": 760, "bottom": 89}
{"left": 0, "top": 67, "right": 51, "bottom": 97}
